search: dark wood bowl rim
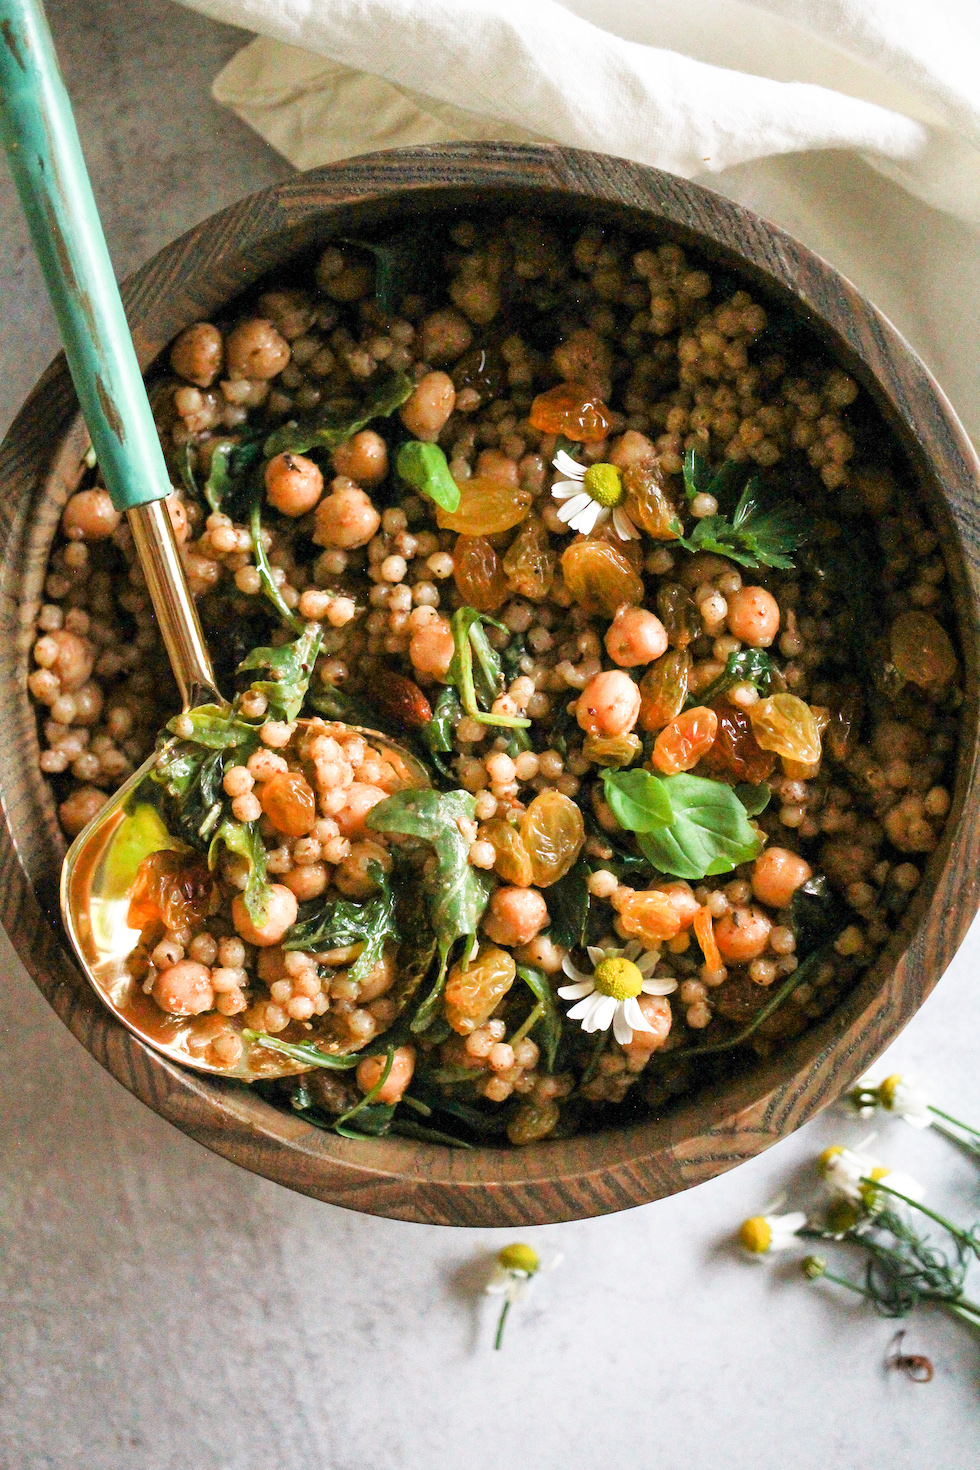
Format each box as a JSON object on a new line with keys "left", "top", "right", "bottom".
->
{"left": 2, "top": 142, "right": 978, "bottom": 1227}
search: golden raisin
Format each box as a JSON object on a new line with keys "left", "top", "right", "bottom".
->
{"left": 480, "top": 817, "right": 533, "bottom": 886}
{"left": 616, "top": 888, "right": 682, "bottom": 945}
{"left": 652, "top": 706, "right": 719, "bottom": 775}
{"left": 520, "top": 789, "right": 585, "bottom": 887}
{"left": 436, "top": 476, "right": 532, "bottom": 535}
{"left": 502, "top": 517, "right": 556, "bottom": 602}
{"left": 561, "top": 539, "right": 645, "bottom": 617}
{"left": 700, "top": 703, "right": 776, "bottom": 783}
{"left": 528, "top": 382, "right": 614, "bottom": 442}
{"left": 444, "top": 944, "right": 516, "bottom": 1034}
{"left": 623, "top": 461, "right": 681, "bottom": 539}
{"left": 638, "top": 650, "right": 691, "bottom": 733}
{"left": 749, "top": 694, "right": 822, "bottom": 764}
{"left": 127, "top": 849, "right": 215, "bottom": 935}
{"left": 259, "top": 771, "right": 317, "bottom": 837}
{"left": 889, "top": 611, "right": 958, "bottom": 691}
{"left": 453, "top": 535, "right": 509, "bottom": 612}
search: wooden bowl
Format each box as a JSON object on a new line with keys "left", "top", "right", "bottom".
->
{"left": 2, "top": 144, "right": 978, "bottom": 1226}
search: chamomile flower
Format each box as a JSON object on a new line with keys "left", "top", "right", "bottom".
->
{"left": 738, "top": 1209, "right": 809, "bottom": 1256}
{"left": 550, "top": 451, "right": 639, "bottom": 540}
{"left": 877, "top": 1073, "right": 933, "bottom": 1128}
{"left": 818, "top": 1145, "right": 924, "bottom": 1210}
{"left": 558, "top": 940, "right": 677, "bottom": 1045}
{"left": 485, "top": 1243, "right": 563, "bottom": 1350}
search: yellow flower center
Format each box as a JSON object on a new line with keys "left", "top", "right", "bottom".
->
{"left": 879, "top": 1073, "right": 902, "bottom": 1110}
{"left": 868, "top": 1165, "right": 890, "bottom": 1182}
{"left": 498, "top": 1243, "right": 539, "bottom": 1274}
{"left": 593, "top": 956, "right": 643, "bottom": 1000}
{"left": 818, "top": 1145, "right": 844, "bottom": 1173}
{"left": 825, "top": 1200, "right": 860, "bottom": 1235}
{"left": 739, "top": 1216, "right": 772, "bottom": 1253}
{"left": 583, "top": 463, "right": 624, "bottom": 508}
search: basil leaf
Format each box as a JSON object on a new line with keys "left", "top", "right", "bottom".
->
{"left": 544, "top": 859, "right": 591, "bottom": 950}
{"left": 515, "top": 964, "right": 562, "bottom": 1073}
{"left": 284, "top": 863, "right": 398, "bottom": 985}
{"left": 208, "top": 814, "right": 270, "bottom": 924}
{"left": 602, "top": 768, "right": 674, "bottom": 832}
{"left": 635, "top": 773, "right": 762, "bottom": 881}
{"left": 694, "top": 649, "right": 773, "bottom": 706}
{"left": 263, "top": 367, "right": 413, "bottom": 458}
{"left": 237, "top": 623, "right": 323, "bottom": 723}
{"left": 734, "top": 781, "right": 772, "bottom": 816}
{"left": 396, "top": 440, "right": 461, "bottom": 513}
{"left": 366, "top": 789, "right": 492, "bottom": 1032}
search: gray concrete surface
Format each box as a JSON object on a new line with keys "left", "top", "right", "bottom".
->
{"left": 1, "top": 5, "right": 979, "bottom": 1467}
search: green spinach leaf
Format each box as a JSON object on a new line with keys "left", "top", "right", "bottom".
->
{"left": 396, "top": 440, "right": 461, "bottom": 513}
{"left": 366, "top": 788, "right": 493, "bottom": 1032}
{"left": 207, "top": 813, "right": 269, "bottom": 924}
{"left": 152, "top": 741, "right": 226, "bottom": 847}
{"left": 694, "top": 649, "right": 773, "bottom": 706}
{"left": 420, "top": 685, "right": 461, "bottom": 777}
{"left": 602, "top": 768, "right": 674, "bottom": 832}
{"left": 515, "top": 964, "right": 562, "bottom": 1073}
{"left": 305, "top": 683, "right": 381, "bottom": 727}
{"left": 791, "top": 873, "right": 847, "bottom": 958}
{"left": 283, "top": 864, "right": 398, "bottom": 985}
{"left": 263, "top": 367, "right": 413, "bottom": 458}
{"left": 237, "top": 623, "right": 323, "bottom": 723}
{"left": 544, "top": 859, "right": 591, "bottom": 951}
{"left": 163, "top": 703, "right": 259, "bottom": 752}
{"left": 242, "top": 1031, "right": 360, "bottom": 1069}
{"left": 203, "top": 436, "right": 264, "bottom": 514}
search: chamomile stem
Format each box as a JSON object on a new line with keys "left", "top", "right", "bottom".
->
{"left": 864, "top": 1178, "right": 980, "bottom": 1257}
{"left": 494, "top": 1297, "right": 511, "bottom": 1351}
{"left": 509, "top": 1000, "right": 544, "bottom": 1050}
{"left": 929, "top": 1106, "right": 980, "bottom": 1140}
{"left": 929, "top": 1120, "right": 980, "bottom": 1157}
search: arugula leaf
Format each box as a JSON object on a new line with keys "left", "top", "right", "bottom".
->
{"left": 602, "top": 769, "right": 674, "bottom": 832}
{"left": 237, "top": 623, "right": 323, "bottom": 723}
{"left": 694, "top": 649, "right": 773, "bottom": 707}
{"left": 333, "top": 1046, "right": 396, "bottom": 1137}
{"left": 636, "top": 774, "right": 763, "bottom": 880}
{"left": 248, "top": 493, "right": 305, "bottom": 634}
{"left": 545, "top": 859, "right": 591, "bottom": 950}
{"left": 791, "top": 873, "right": 847, "bottom": 958}
{"left": 515, "top": 964, "right": 562, "bottom": 1073}
{"left": 420, "top": 685, "right": 460, "bottom": 777}
{"left": 395, "top": 440, "right": 461, "bottom": 513}
{"left": 366, "top": 788, "right": 493, "bottom": 1032}
{"left": 208, "top": 813, "right": 270, "bottom": 924}
{"left": 152, "top": 741, "right": 226, "bottom": 847}
{"left": 734, "top": 781, "right": 772, "bottom": 816}
{"left": 263, "top": 367, "right": 413, "bottom": 458}
{"left": 681, "top": 476, "right": 807, "bottom": 570}
{"left": 163, "top": 703, "right": 259, "bottom": 752}
{"left": 305, "top": 684, "right": 381, "bottom": 728}
{"left": 390, "top": 1118, "right": 474, "bottom": 1148}
{"left": 284, "top": 864, "right": 398, "bottom": 985}
{"left": 242, "top": 1031, "right": 360, "bottom": 1069}
{"left": 604, "top": 768, "right": 762, "bottom": 880}
{"left": 447, "top": 607, "right": 530, "bottom": 731}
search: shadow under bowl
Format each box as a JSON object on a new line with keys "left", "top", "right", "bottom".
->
{"left": 2, "top": 143, "right": 978, "bottom": 1226}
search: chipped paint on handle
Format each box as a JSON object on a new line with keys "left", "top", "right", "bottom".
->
{"left": 0, "top": 0, "right": 172, "bottom": 510}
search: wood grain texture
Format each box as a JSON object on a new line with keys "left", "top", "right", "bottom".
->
{"left": 1, "top": 142, "right": 978, "bottom": 1226}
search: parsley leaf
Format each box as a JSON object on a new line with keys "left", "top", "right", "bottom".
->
{"left": 679, "top": 450, "right": 807, "bottom": 570}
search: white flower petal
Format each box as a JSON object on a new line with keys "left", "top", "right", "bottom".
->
{"left": 612, "top": 505, "right": 640, "bottom": 541}
{"left": 557, "top": 492, "right": 593, "bottom": 524}
{"left": 566, "top": 994, "right": 599, "bottom": 1022}
{"left": 553, "top": 449, "right": 586, "bottom": 479}
{"left": 586, "top": 946, "right": 607, "bottom": 966}
{"left": 624, "top": 995, "right": 654, "bottom": 1033}
{"left": 637, "top": 952, "right": 659, "bottom": 975}
{"left": 879, "top": 1169, "right": 925, "bottom": 1203}
{"left": 642, "top": 977, "right": 678, "bottom": 995}
{"left": 589, "top": 994, "right": 618, "bottom": 1033}
{"left": 613, "top": 1003, "right": 634, "bottom": 1045}
{"left": 623, "top": 940, "right": 643, "bottom": 961}
{"left": 551, "top": 480, "right": 582, "bottom": 501}
{"left": 485, "top": 1267, "right": 511, "bottom": 1295}
{"left": 557, "top": 980, "right": 595, "bottom": 1000}
{"left": 569, "top": 501, "right": 607, "bottom": 535}
{"left": 561, "top": 956, "right": 591, "bottom": 982}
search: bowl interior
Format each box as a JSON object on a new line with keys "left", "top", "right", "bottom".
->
{"left": 2, "top": 144, "right": 979, "bottom": 1225}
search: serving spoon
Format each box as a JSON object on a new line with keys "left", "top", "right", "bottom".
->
{"left": 0, "top": 0, "right": 427, "bottom": 1080}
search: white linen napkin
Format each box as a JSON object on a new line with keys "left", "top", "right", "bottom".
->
{"left": 173, "top": 0, "right": 980, "bottom": 438}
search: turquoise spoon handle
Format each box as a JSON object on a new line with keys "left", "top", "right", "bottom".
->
{"left": 0, "top": 0, "right": 171, "bottom": 511}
